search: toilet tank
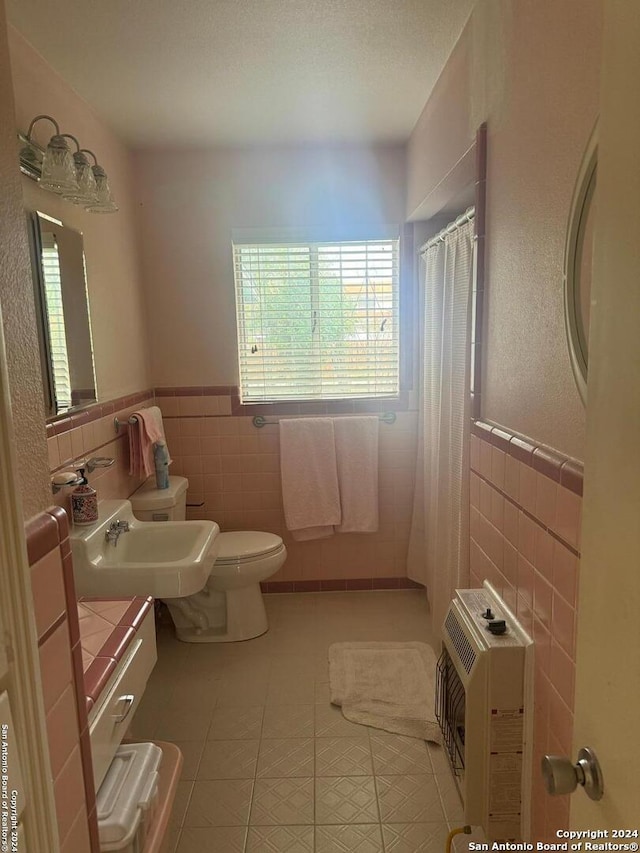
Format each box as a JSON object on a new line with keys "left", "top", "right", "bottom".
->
{"left": 129, "top": 475, "right": 189, "bottom": 522}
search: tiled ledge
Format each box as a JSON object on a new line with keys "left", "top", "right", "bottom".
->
{"left": 46, "top": 386, "right": 414, "bottom": 437}
{"left": 46, "top": 389, "right": 154, "bottom": 438}
{"left": 78, "top": 596, "right": 153, "bottom": 712}
{"left": 471, "top": 419, "right": 583, "bottom": 496}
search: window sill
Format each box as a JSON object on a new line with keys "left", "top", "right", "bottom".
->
{"left": 230, "top": 391, "right": 409, "bottom": 417}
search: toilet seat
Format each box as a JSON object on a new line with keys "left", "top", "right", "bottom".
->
{"left": 215, "top": 531, "right": 284, "bottom": 564}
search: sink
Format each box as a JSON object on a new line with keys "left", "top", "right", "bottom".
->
{"left": 70, "top": 499, "right": 220, "bottom": 598}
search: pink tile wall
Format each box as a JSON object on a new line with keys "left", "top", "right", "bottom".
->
{"left": 469, "top": 428, "right": 582, "bottom": 840}
{"left": 26, "top": 509, "right": 99, "bottom": 852}
{"left": 47, "top": 396, "right": 154, "bottom": 512}
{"left": 160, "top": 402, "right": 419, "bottom": 585}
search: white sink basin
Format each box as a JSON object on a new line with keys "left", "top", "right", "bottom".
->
{"left": 70, "top": 499, "right": 220, "bottom": 599}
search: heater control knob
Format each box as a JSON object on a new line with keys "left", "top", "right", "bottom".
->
{"left": 482, "top": 608, "right": 494, "bottom": 620}
{"left": 487, "top": 619, "right": 506, "bottom": 634}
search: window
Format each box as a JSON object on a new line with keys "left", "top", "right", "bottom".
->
{"left": 233, "top": 236, "right": 400, "bottom": 402}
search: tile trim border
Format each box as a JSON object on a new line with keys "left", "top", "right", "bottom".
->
{"left": 46, "top": 386, "right": 415, "bottom": 436}
{"left": 472, "top": 418, "right": 584, "bottom": 496}
{"left": 46, "top": 389, "right": 154, "bottom": 437}
{"left": 261, "top": 577, "right": 424, "bottom": 593}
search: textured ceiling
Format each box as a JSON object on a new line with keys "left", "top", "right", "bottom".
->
{"left": 7, "top": 0, "right": 474, "bottom": 147}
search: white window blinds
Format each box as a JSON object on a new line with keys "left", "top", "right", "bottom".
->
{"left": 40, "top": 234, "right": 72, "bottom": 412}
{"left": 233, "top": 238, "right": 400, "bottom": 402}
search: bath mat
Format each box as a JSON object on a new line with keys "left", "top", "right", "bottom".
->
{"left": 328, "top": 641, "right": 442, "bottom": 743}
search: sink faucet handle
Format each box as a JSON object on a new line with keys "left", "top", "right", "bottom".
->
{"left": 115, "top": 519, "right": 130, "bottom": 532}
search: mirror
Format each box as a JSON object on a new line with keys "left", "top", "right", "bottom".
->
{"left": 564, "top": 127, "right": 597, "bottom": 405}
{"left": 28, "top": 211, "right": 97, "bottom": 417}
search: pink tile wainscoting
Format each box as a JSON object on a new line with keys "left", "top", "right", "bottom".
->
{"left": 46, "top": 387, "right": 416, "bottom": 589}
{"left": 160, "top": 405, "right": 419, "bottom": 586}
{"left": 26, "top": 508, "right": 98, "bottom": 853}
{"left": 47, "top": 394, "right": 155, "bottom": 513}
{"left": 469, "top": 421, "right": 582, "bottom": 840}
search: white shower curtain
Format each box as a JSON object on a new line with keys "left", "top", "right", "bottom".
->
{"left": 407, "top": 217, "right": 474, "bottom": 632}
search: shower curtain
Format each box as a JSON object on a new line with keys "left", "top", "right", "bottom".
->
{"left": 407, "top": 216, "right": 474, "bottom": 632}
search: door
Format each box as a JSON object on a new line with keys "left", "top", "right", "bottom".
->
{"left": 570, "top": 1, "right": 640, "bottom": 828}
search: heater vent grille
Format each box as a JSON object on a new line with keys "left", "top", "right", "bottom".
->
{"left": 444, "top": 609, "right": 476, "bottom": 674}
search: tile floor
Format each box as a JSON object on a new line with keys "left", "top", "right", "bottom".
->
{"left": 129, "top": 591, "right": 468, "bottom": 852}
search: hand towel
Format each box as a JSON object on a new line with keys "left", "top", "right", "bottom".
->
{"left": 128, "top": 405, "right": 172, "bottom": 479}
{"left": 280, "top": 418, "right": 341, "bottom": 541}
{"left": 334, "top": 416, "right": 379, "bottom": 533}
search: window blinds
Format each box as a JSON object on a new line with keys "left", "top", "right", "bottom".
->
{"left": 40, "top": 234, "right": 72, "bottom": 411}
{"left": 233, "top": 239, "right": 400, "bottom": 402}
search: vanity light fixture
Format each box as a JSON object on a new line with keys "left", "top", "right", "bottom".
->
{"left": 81, "top": 150, "right": 119, "bottom": 214}
{"left": 18, "top": 114, "right": 118, "bottom": 214}
{"left": 60, "top": 135, "right": 98, "bottom": 206}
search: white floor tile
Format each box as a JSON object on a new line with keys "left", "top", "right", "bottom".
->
{"left": 155, "top": 708, "right": 213, "bottom": 742}
{"left": 370, "top": 734, "right": 433, "bottom": 775}
{"left": 382, "top": 822, "right": 450, "bottom": 852}
{"left": 176, "top": 825, "right": 247, "bottom": 852}
{"left": 257, "top": 738, "right": 315, "bottom": 778}
{"left": 376, "top": 774, "right": 444, "bottom": 823}
{"left": 251, "top": 778, "right": 315, "bottom": 825}
{"left": 316, "top": 824, "right": 384, "bottom": 853}
{"left": 146, "top": 591, "right": 462, "bottom": 838}
{"left": 315, "top": 737, "right": 373, "bottom": 776}
{"left": 184, "top": 779, "right": 253, "bottom": 826}
{"left": 208, "top": 705, "right": 264, "bottom": 740}
{"left": 246, "top": 825, "right": 314, "bottom": 852}
{"left": 197, "top": 739, "right": 260, "bottom": 779}
{"left": 315, "top": 776, "right": 379, "bottom": 824}
{"left": 262, "top": 705, "right": 314, "bottom": 739}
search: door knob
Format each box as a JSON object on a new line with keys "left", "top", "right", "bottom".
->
{"left": 542, "top": 747, "right": 604, "bottom": 801}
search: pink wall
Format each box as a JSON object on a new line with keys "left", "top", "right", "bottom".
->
{"left": 0, "top": 2, "right": 50, "bottom": 518}
{"left": 9, "top": 27, "right": 151, "bottom": 410}
{"left": 407, "top": 0, "right": 602, "bottom": 461}
{"left": 156, "top": 390, "right": 419, "bottom": 587}
{"left": 134, "top": 144, "right": 406, "bottom": 388}
{"left": 469, "top": 423, "right": 582, "bottom": 839}
{"left": 46, "top": 391, "right": 155, "bottom": 514}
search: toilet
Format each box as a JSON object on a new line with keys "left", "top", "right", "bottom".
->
{"left": 130, "top": 476, "right": 287, "bottom": 643}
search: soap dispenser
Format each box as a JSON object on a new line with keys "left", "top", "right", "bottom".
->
{"left": 71, "top": 467, "right": 98, "bottom": 525}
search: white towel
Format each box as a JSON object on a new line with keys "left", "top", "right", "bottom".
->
{"left": 334, "top": 417, "right": 379, "bottom": 533}
{"left": 280, "top": 418, "right": 341, "bottom": 541}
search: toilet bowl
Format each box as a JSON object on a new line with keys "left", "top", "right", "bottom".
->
{"left": 130, "top": 476, "right": 286, "bottom": 643}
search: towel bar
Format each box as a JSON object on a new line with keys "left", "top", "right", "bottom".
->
{"left": 252, "top": 412, "right": 397, "bottom": 428}
{"left": 113, "top": 415, "right": 139, "bottom": 432}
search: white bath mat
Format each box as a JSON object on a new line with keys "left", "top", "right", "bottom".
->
{"left": 328, "top": 641, "right": 442, "bottom": 743}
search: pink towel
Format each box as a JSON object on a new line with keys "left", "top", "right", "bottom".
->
{"left": 280, "top": 418, "right": 341, "bottom": 541}
{"left": 128, "top": 406, "right": 172, "bottom": 479}
{"left": 334, "top": 417, "right": 379, "bottom": 533}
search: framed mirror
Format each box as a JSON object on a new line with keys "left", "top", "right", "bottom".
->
{"left": 564, "top": 126, "right": 597, "bottom": 405}
{"left": 28, "top": 211, "right": 97, "bottom": 417}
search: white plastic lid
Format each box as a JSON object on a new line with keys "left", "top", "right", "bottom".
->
{"left": 97, "top": 742, "right": 162, "bottom": 845}
{"left": 129, "top": 475, "right": 188, "bottom": 512}
{"left": 216, "top": 531, "right": 284, "bottom": 562}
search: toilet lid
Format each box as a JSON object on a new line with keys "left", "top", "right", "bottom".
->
{"left": 216, "top": 531, "right": 284, "bottom": 562}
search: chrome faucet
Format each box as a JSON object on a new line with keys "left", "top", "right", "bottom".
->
{"left": 105, "top": 519, "right": 130, "bottom": 546}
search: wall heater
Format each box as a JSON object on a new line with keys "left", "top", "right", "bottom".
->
{"left": 435, "top": 583, "right": 533, "bottom": 840}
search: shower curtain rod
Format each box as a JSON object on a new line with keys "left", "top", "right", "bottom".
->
{"left": 419, "top": 206, "right": 475, "bottom": 254}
